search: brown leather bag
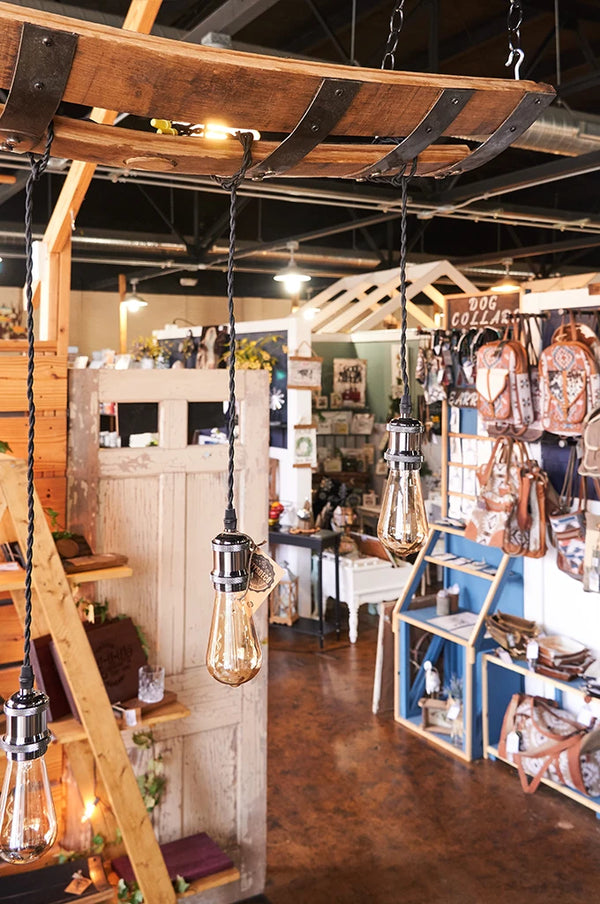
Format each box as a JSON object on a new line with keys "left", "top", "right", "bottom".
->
{"left": 503, "top": 455, "right": 548, "bottom": 558}
{"left": 498, "top": 694, "right": 600, "bottom": 796}
{"left": 464, "top": 437, "right": 521, "bottom": 548}
{"left": 476, "top": 323, "right": 533, "bottom": 434}
{"left": 539, "top": 313, "right": 600, "bottom": 436}
{"left": 485, "top": 611, "right": 539, "bottom": 656}
{"left": 579, "top": 407, "right": 600, "bottom": 478}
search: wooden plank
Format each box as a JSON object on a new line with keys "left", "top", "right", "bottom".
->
{"left": 1, "top": 565, "right": 133, "bottom": 593}
{"left": 30, "top": 115, "right": 471, "bottom": 179}
{"left": 0, "top": 3, "right": 554, "bottom": 139}
{"left": 178, "top": 867, "right": 241, "bottom": 897}
{"left": 157, "top": 472, "right": 186, "bottom": 675}
{"left": 1, "top": 414, "right": 66, "bottom": 472}
{"left": 50, "top": 701, "right": 191, "bottom": 745}
{"left": 0, "top": 455, "right": 177, "bottom": 904}
{"left": 97, "top": 445, "right": 247, "bottom": 479}
{"left": 97, "top": 366, "right": 243, "bottom": 402}
{"left": 159, "top": 400, "right": 188, "bottom": 450}
{"left": 35, "top": 475, "right": 67, "bottom": 527}
{"left": 0, "top": 600, "right": 24, "bottom": 663}
{"left": 0, "top": 356, "right": 67, "bottom": 411}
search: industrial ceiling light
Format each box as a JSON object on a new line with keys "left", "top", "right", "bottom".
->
{"left": 0, "top": 127, "right": 57, "bottom": 864}
{"left": 490, "top": 258, "right": 521, "bottom": 294}
{"left": 273, "top": 241, "right": 311, "bottom": 295}
{"left": 123, "top": 278, "right": 148, "bottom": 313}
{"left": 377, "top": 163, "right": 428, "bottom": 558}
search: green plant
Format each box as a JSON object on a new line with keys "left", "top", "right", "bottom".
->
{"left": 0, "top": 441, "right": 12, "bottom": 454}
{"left": 45, "top": 507, "right": 74, "bottom": 541}
{"left": 131, "top": 335, "right": 161, "bottom": 362}
{"left": 132, "top": 730, "right": 166, "bottom": 813}
{"left": 117, "top": 879, "right": 144, "bottom": 904}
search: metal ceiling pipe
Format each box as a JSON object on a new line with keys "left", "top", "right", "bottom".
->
{"left": 513, "top": 107, "right": 600, "bottom": 157}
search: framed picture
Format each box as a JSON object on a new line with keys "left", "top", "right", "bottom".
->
{"left": 419, "top": 697, "right": 453, "bottom": 735}
{"left": 315, "top": 395, "right": 328, "bottom": 410}
{"left": 288, "top": 354, "right": 322, "bottom": 390}
{"left": 329, "top": 391, "right": 342, "bottom": 409}
{"left": 333, "top": 358, "right": 367, "bottom": 409}
{"left": 293, "top": 424, "right": 317, "bottom": 468}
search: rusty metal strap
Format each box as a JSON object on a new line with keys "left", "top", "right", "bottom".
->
{"left": 248, "top": 77, "right": 361, "bottom": 179}
{"left": 350, "top": 87, "right": 474, "bottom": 179}
{"left": 430, "top": 90, "right": 554, "bottom": 179}
{"left": 0, "top": 23, "right": 78, "bottom": 153}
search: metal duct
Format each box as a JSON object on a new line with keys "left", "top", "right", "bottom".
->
{"left": 510, "top": 107, "right": 600, "bottom": 157}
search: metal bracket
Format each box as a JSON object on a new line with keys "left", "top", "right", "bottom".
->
{"left": 0, "top": 23, "right": 78, "bottom": 153}
{"left": 248, "top": 77, "right": 361, "bottom": 179}
{"left": 431, "top": 90, "right": 555, "bottom": 179}
{"left": 350, "top": 87, "right": 474, "bottom": 179}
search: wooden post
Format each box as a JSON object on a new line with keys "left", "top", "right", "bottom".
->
{"left": 34, "top": 0, "right": 164, "bottom": 349}
{"left": 0, "top": 454, "right": 176, "bottom": 904}
{"left": 119, "top": 273, "right": 128, "bottom": 354}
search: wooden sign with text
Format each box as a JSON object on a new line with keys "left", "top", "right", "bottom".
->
{"left": 445, "top": 291, "right": 520, "bottom": 329}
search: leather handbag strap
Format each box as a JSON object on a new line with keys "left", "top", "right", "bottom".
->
{"left": 479, "top": 436, "right": 512, "bottom": 489}
{"left": 514, "top": 733, "right": 584, "bottom": 794}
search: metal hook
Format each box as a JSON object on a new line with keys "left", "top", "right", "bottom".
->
{"left": 505, "top": 47, "right": 524, "bottom": 80}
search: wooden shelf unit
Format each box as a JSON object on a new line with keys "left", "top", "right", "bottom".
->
{"left": 482, "top": 653, "right": 600, "bottom": 816}
{"left": 393, "top": 523, "right": 515, "bottom": 761}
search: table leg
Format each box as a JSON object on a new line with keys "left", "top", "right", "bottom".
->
{"left": 334, "top": 540, "right": 341, "bottom": 640}
{"left": 317, "top": 550, "right": 324, "bottom": 649}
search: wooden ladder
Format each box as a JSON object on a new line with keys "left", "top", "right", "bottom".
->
{"left": 0, "top": 453, "right": 177, "bottom": 903}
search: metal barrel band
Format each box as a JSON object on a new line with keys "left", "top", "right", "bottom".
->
{"left": 247, "top": 77, "right": 361, "bottom": 179}
{"left": 0, "top": 22, "right": 77, "bottom": 153}
{"left": 350, "top": 87, "right": 474, "bottom": 180}
{"left": 430, "top": 91, "right": 554, "bottom": 178}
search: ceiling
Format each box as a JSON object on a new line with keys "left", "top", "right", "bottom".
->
{"left": 0, "top": 0, "right": 600, "bottom": 300}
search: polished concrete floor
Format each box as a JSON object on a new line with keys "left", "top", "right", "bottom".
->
{"left": 255, "top": 609, "right": 600, "bottom": 904}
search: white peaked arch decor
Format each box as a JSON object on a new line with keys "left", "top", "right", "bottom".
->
{"left": 299, "top": 261, "right": 478, "bottom": 334}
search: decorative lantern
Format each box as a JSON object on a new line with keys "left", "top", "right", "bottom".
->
{"left": 269, "top": 562, "right": 299, "bottom": 626}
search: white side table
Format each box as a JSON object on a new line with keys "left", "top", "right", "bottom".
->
{"left": 321, "top": 553, "right": 411, "bottom": 643}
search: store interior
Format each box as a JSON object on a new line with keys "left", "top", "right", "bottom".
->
{"left": 0, "top": 1, "right": 599, "bottom": 902}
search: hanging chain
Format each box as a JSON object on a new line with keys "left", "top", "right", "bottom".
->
{"left": 21, "top": 124, "right": 54, "bottom": 689}
{"left": 213, "top": 133, "right": 254, "bottom": 532}
{"left": 381, "top": 0, "right": 405, "bottom": 70}
{"left": 399, "top": 160, "right": 417, "bottom": 417}
{"left": 505, "top": 0, "right": 524, "bottom": 80}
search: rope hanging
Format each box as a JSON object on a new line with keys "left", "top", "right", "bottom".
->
{"left": 213, "top": 132, "right": 254, "bottom": 532}
{"left": 20, "top": 123, "right": 54, "bottom": 690}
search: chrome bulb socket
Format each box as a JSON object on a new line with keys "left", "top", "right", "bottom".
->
{"left": 384, "top": 416, "right": 424, "bottom": 472}
{"left": 2, "top": 689, "right": 51, "bottom": 762}
{"left": 210, "top": 529, "right": 252, "bottom": 593}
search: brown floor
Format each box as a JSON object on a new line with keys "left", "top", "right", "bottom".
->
{"left": 256, "top": 608, "right": 600, "bottom": 904}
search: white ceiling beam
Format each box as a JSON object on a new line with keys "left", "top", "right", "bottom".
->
{"left": 185, "top": 0, "right": 281, "bottom": 41}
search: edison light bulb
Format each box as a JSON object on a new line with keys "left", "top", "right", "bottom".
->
{"left": 377, "top": 415, "right": 428, "bottom": 557}
{"left": 378, "top": 467, "right": 428, "bottom": 556}
{"left": 206, "top": 588, "right": 262, "bottom": 686}
{"left": 206, "top": 529, "right": 262, "bottom": 687}
{"left": 0, "top": 688, "right": 57, "bottom": 863}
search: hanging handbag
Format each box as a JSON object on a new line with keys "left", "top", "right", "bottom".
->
{"left": 476, "top": 319, "right": 533, "bottom": 434}
{"left": 579, "top": 406, "right": 600, "bottom": 479}
{"left": 499, "top": 694, "right": 600, "bottom": 797}
{"left": 464, "top": 437, "right": 521, "bottom": 548}
{"left": 502, "top": 453, "right": 548, "bottom": 558}
{"left": 539, "top": 312, "right": 600, "bottom": 437}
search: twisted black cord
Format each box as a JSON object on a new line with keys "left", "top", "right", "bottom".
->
{"left": 399, "top": 159, "right": 418, "bottom": 418}
{"left": 20, "top": 124, "right": 54, "bottom": 690}
{"left": 213, "top": 132, "right": 254, "bottom": 531}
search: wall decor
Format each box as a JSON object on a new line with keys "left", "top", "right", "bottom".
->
{"left": 333, "top": 358, "right": 367, "bottom": 408}
{"left": 293, "top": 424, "right": 317, "bottom": 468}
{"left": 288, "top": 348, "right": 322, "bottom": 390}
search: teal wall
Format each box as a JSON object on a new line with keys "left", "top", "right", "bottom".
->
{"left": 314, "top": 337, "right": 421, "bottom": 422}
